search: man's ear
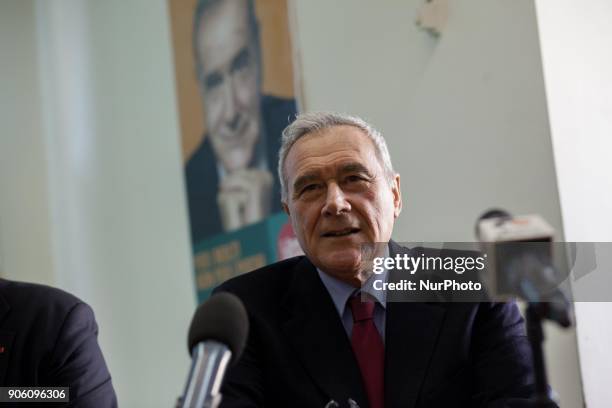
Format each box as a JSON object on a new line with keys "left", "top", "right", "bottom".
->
{"left": 392, "top": 174, "right": 402, "bottom": 218}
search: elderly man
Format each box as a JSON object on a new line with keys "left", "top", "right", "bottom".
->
{"left": 214, "top": 112, "right": 535, "bottom": 407}
{"left": 185, "top": 0, "right": 297, "bottom": 242}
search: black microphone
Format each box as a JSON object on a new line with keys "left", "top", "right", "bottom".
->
{"left": 178, "top": 292, "right": 249, "bottom": 408}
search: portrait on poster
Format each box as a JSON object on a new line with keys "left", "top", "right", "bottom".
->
{"left": 169, "top": 0, "right": 299, "bottom": 245}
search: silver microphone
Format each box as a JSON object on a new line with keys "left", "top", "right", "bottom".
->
{"left": 180, "top": 341, "right": 231, "bottom": 408}
{"left": 178, "top": 293, "right": 249, "bottom": 408}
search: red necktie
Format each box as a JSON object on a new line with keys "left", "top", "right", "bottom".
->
{"left": 348, "top": 296, "right": 384, "bottom": 408}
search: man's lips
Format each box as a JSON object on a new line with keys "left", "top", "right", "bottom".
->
{"left": 321, "top": 228, "right": 361, "bottom": 238}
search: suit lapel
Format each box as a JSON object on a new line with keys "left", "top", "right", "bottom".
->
{"left": 281, "top": 258, "right": 369, "bottom": 407}
{"left": 384, "top": 300, "right": 445, "bottom": 408}
{"left": 384, "top": 242, "right": 447, "bottom": 408}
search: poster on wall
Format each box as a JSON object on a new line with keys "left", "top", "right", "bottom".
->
{"left": 168, "top": 0, "right": 302, "bottom": 302}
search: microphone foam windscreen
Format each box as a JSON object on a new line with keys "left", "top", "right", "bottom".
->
{"left": 475, "top": 208, "right": 511, "bottom": 238}
{"left": 478, "top": 208, "right": 511, "bottom": 221}
{"left": 187, "top": 292, "right": 249, "bottom": 364}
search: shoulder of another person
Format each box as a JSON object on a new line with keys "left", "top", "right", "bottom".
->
{"left": 0, "top": 279, "right": 82, "bottom": 307}
{"left": 0, "top": 279, "right": 91, "bottom": 327}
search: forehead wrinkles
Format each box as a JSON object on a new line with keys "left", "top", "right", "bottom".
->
{"left": 197, "top": 3, "right": 250, "bottom": 67}
{"left": 285, "top": 132, "right": 380, "bottom": 188}
{"left": 293, "top": 151, "right": 367, "bottom": 179}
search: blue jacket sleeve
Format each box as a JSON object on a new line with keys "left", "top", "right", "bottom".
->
{"left": 47, "top": 302, "right": 118, "bottom": 407}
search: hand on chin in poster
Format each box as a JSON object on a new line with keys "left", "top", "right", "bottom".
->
{"left": 217, "top": 168, "right": 273, "bottom": 231}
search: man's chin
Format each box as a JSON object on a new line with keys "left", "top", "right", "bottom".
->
{"left": 318, "top": 252, "right": 363, "bottom": 282}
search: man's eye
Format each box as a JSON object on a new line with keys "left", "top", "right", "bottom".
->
{"left": 205, "top": 72, "right": 223, "bottom": 90}
{"left": 299, "top": 184, "right": 322, "bottom": 196}
{"left": 346, "top": 175, "right": 364, "bottom": 183}
{"left": 231, "top": 48, "right": 251, "bottom": 73}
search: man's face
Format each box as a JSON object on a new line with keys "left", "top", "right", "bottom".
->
{"left": 196, "top": 0, "right": 261, "bottom": 172}
{"left": 283, "top": 126, "right": 402, "bottom": 286}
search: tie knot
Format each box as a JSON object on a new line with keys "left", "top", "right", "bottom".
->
{"left": 348, "top": 295, "right": 376, "bottom": 323}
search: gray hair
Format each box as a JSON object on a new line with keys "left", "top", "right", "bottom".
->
{"left": 278, "top": 112, "right": 395, "bottom": 202}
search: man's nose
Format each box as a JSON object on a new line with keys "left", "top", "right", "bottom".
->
{"left": 322, "top": 183, "right": 351, "bottom": 216}
{"left": 223, "top": 75, "right": 240, "bottom": 130}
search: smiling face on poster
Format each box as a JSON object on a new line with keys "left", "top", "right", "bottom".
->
{"left": 173, "top": 0, "right": 298, "bottom": 243}
{"left": 194, "top": 0, "right": 262, "bottom": 173}
{"left": 169, "top": 0, "right": 299, "bottom": 300}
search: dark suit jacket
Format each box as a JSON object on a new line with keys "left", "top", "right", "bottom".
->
{"left": 0, "top": 279, "right": 117, "bottom": 407}
{"left": 185, "top": 95, "right": 297, "bottom": 243}
{"left": 214, "top": 241, "right": 536, "bottom": 408}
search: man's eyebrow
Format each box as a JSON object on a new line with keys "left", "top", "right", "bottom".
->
{"left": 291, "top": 163, "right": 374, "bottom": 193}
{"left": 338, "top": 162, "right": 373, "bottom": 176}
{"left": 292, "top": 172, "right": 320, "bottom": 193}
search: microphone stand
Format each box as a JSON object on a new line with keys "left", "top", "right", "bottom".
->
{"left": 525, "top": 304, "right": 560, "bottom": 408}
{"left": 522, "top": 284, "right": 572, "bottom": 408}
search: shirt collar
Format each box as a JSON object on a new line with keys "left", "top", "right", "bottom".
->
{"left": 317, "top": 245, "right": 389, "bottom": 315}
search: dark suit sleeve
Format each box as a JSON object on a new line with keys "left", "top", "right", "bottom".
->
{"left": 471, "top": 302, "right": 539, "bottom": 407}
{"left": 211, "top": 288, "right": 263, "bottom": 408}
{"left": 218, "top": 328, "right": 264, "bottom": 408}
{"left": 47, "top": 302, "right": 117, "bottom": 407}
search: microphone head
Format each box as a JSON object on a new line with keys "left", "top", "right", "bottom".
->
{"left": 478, "top": 208, "right": 511, "bottom": 221}
{"left": 475, "top": 208, "right": 511, "bottom": 238}
{"left": 187, "top": 292, "right": 249, "bottom": 365}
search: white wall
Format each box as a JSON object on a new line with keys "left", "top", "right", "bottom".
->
{"left": 0, "top": 0, "right": 55, "bottom": 285}
{"left": 1, "top": 0, "right": 196, "bottom": 406}
{"left": 294, "top": 0, "right": 583, "bottom": 406}
{"left": 535, "top": 1, "right": 612, "bottom": 406}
